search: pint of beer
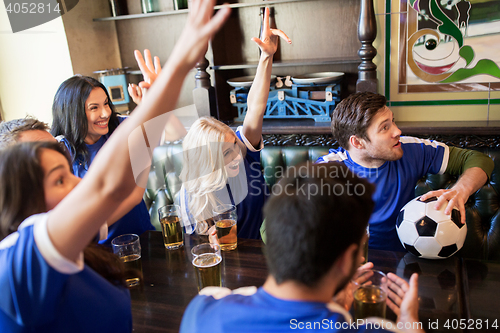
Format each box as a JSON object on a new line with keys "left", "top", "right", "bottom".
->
{"left": 354, "top": 285, "right": 387, "bottom": 319}
{"left": 111, "top": 234, "right": 143, "bottom": 288}
{"left": 213, "top": 204, "right": 237, "bottom": 251}
{"left": 122, "top": 254, "right": 143, "bottom": 287}
{"left": 159, "top": 205, "right": 184, "bottom": 250}
{"left": 192, "top": 243, "right": 221, "bottom": 258}
{"left": 352, "top": 269, "right": 388, "bottom": 320}
{"left": 192, "top": 253, "right": 222, "bottom": 291}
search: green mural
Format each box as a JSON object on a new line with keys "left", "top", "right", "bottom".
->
{"left": 408, "top": 0, "right": 500, "bottom": 83}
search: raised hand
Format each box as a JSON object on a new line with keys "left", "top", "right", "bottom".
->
{"left": 136, "top": 49, "right": 162, "bottom": 86}
{"left": 129, "top": 49, "right": 162, "bottom": 104}
{"left": 168, "top": 0, "right": 231, "bottom": 72}
{"left": 127, "top": 83, "right": 143, "bottom": 104}
{"left": 251, "top": 7, "right": 291, "bottom": 58}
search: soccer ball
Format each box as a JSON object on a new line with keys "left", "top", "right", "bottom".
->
{"left": 396, "top": 196, "right": 467, "bottom": 259}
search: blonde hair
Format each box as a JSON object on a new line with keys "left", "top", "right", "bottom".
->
{"left": 180, "top": 117, "right": 246, "bottom": 222}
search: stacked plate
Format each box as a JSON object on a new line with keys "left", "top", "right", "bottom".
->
{"left": 291, "top": 72, "right": 344, "bottom": 85}
{"left": 227, "top": 75, "right": 277, "bottom": 88}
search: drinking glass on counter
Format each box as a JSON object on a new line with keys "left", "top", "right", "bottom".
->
{"left": 192, "top": 243, "right": 221, "bottom": 258}
{"left": 192, "top": 243, "right": 222, "bottom": 291}
{"left": 352, "top": 269, "right": 388, "bottom": 320}
{"left": 111, "top": 234, "right": 143, "bottom": 288}
{"left": 212, "top": 204, "right": 237, "bottom": 251}
{"left": 159, "top": 204, "right": 184, "bottom": 250}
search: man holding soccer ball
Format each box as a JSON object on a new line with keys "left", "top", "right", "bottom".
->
{"left": 316, "top": 92, "right": 494, "bottom": 252}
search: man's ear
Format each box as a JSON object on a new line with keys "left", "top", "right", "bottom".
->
{"left": 349, "top": 135, "right": 365, "bottom": 150}
{"left": 334, "top": 243, "right": 359, "bottom": 276}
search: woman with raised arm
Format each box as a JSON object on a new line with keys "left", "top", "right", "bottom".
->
{"left": 179, "top": 8, "right": 291, "bottom": 239}
{"left": 0, "top": 1, "right": 230, "bottom": 331}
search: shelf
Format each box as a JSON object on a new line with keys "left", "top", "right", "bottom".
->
{"left": 211, "top": 57, "right": 361, "bottom": 70}
{"left": 396, "top": 121, "right": 500, "bottom": 136}
{"left": 94, "top": 0, "right": 329, "bottom": 22}
{"left": 228, "top": 120, "right": 500, "bottom": 135}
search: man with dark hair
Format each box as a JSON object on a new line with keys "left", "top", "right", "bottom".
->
{"left": 0, "top": 116, "right": 55, "bottom": 149}
{"left": 181, "top": 163, "right": 423, "bottom": 333}
{"left": 317, "top": 92, "right": 494, "bottom": 251}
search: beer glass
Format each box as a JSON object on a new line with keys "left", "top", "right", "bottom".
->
{"left": 191, "top": 243, "right": 221, "bottom": 259}
{"left": 352, "top": 269, "right": 388, "bottom": 320}
{"left": 212, "top": 204, "right": 237, "bottom": 251}
{"left": 158, "top": 204, "right": 184, "bottom": 250}
{"left": 111, "top": 234, "right": 143, "bottom": 288}
{"left": 191, "top": 243, "right": 222, "bottom": 291}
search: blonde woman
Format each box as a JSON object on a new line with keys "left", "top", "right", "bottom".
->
{"left": 179, "top": 8, "right": 291, "bottom": 239}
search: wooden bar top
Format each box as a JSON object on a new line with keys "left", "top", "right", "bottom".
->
{"left": 130, "top": 231, "right": 468, "bottom": 333}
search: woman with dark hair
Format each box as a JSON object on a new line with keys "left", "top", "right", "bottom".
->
{"left": 0, "top": 141, "right": 132, "bottom": 331}
{"left": 50, "top": 75, "right": 120, "bottom": 170}
{"left": 51, "top": 75, "right": 155, "bottom": 245}
{"left": 0, "top": 1, "right": 230, "bottom": 330}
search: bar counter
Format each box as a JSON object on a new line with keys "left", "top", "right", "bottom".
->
{"left": 130, "top": 231, "right": 500, "bottom": 332}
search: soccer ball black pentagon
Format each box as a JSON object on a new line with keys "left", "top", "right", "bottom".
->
{"left": 396, "top": 196, "right": 467, "bottom": 259}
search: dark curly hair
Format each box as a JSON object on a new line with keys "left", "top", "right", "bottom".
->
{"left": 264, "top": 162, "right": 374, "bottom": 287}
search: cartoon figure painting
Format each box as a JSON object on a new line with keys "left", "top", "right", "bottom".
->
{"left": 406, "top": 0, "right": 500, "bottom": 85}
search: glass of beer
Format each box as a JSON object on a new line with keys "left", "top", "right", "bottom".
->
{"left": 111, "top": 234, "right": 143, "bottom": 288}
{"left": 352, "top": 269, "right": 388, "bottom": 320}
{"left": 191, "top": 243, "right": 221, "bottom": 259}
{"left": 159, "top": 204, "right": 184, "bottom": 250}
{"left": 191, "top": 244, "right": 222, "bottom": 291}
{"left": 212, "top": 204, "right": 237, "bottom": 251}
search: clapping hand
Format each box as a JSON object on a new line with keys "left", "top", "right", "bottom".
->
{"left": 387, "top": 273, "right": 422, "bottom": 332}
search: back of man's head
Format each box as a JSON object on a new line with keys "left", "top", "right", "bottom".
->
{"left": 264, "top": 162, "right": 374, "bottom": 287}
{"left": 331, "top": 92, "right": 387, "bottom": 149}
{"left": 0, "top": 117, "right": 51, "bottom": 149}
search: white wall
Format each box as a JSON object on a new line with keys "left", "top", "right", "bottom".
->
{"left": 0, "top": 6, "right": 73, "bottom": 124}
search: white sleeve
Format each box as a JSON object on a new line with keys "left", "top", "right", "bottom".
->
{"left": 32, "top": 213, "right": 84, "bottom": 274}
{"left": 438, "top": 144, "right": 449, "bottom": 175}
{"left": 236, "top": 126, "right": 264, "bottom": 152}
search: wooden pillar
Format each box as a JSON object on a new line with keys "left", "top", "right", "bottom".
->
{"left": 193, "top": 56, "right": 217, "bottom": 118}
{"left": 356, "top": 0, "right": 378, "bottom": 93}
